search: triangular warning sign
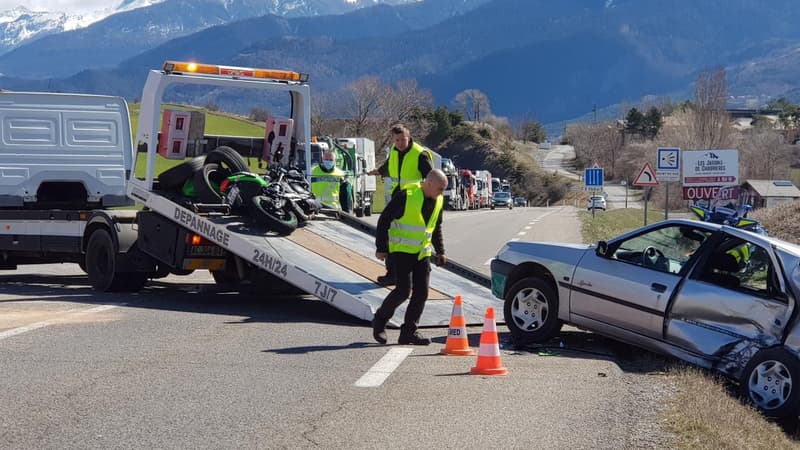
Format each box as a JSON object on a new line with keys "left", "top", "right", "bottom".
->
{"left": 633, "top": 162, "right": 659, "bottom": 186}
{"left": 592, "top": 161, "right": 600, "bottom": 168}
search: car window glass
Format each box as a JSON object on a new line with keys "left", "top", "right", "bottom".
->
{"left": 611, "top": 225, "right": 709, "bottom": 274}
{"left": 700, "top": 237, "right": 776, "bottom": 298}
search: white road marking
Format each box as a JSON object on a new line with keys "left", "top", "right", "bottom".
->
{"left": 355, "top": 347, "right": 413, "bottom": 388}
{"left": 517, "top": 231, "right": 526, "bottom": 236}
{"left": 0, "top": 304, "right": 122, "bottom": 342}
{"left": 510, "top": 238, "right": 520, "bottom": 242}
{"left": 524, "top": 226, "right": 532, "bottom": 230}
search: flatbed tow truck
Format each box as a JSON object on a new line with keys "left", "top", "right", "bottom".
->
{"left": 0, "top": 61, "right": 501, "bottom": 327}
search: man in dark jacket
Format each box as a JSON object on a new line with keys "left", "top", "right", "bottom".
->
{"left": 371, "top": 169, "right": 447, "bottom": 346}
{"left": 369, "top": 124, "right": 434, "bottom": 286}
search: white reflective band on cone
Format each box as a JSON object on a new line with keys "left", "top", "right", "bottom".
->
{"left": 478, "top": 343, "right": 501, "bottom": 357}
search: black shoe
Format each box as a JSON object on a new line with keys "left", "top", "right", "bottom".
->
{"left": 398, "top": 330, "right": 431, "bottom": 346}
{"left": 372, "top": 317, "right": 388, "bottom": 344}
{"left": 376, "top": 275, "right": 395, "bottom": 286}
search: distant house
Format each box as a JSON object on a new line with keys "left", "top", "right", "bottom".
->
{"left": 740, "top": 180, "right": 800, "bottom": 209}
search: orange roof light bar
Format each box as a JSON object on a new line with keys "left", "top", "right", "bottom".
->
{"left": 163, "top": 61, "right": 309, "bottom": 83}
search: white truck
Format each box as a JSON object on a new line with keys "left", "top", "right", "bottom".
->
{"left": 0, "top": 60, "right": 499, "bottom": 326}
{"left": 334, "top": 137, "right": 377, "bottom": 217}
{"left": 474, "top": 170, "right": 493, "bottom": 208}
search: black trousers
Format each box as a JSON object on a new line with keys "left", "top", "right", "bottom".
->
{"left": 375, "top": 252, "right": 431, "bottom": 333}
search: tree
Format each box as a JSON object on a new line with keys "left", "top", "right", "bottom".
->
{"left": 453, "top": 89, "right": 490, "bottom": 122}
{"left": 249, "top": 107, "right": 270, "bottom": 123}
{"left": 326, "top": 76, "right": 433, "bottom": 153}
{"left": 624, "top": 108, "right": 645, "bottom": 136}
{"left": 424, "top": 106, "right": 455, "bottom": 147}
{"left": 691, "top": 67, "right": 732, "bottom": 149}
{"left": 519, "top": 119, "right": 547, "bottom": 143}
{"left": 643, "top": 107, "right": 663, "bottom": 139}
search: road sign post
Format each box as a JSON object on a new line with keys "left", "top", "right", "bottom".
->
{"left": 657, "top": 148, "right": 680, "bottom": 220}
{"left": 633, "top": 162, "right": 659, "bottom": 226}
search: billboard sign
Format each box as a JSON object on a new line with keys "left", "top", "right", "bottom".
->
{"left": 682, "top": 149, "right": 738, "bottom": 186}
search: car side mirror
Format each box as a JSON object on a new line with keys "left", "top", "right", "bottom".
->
{"left": 595, "top": 240, "right": 608, "bottom": 257}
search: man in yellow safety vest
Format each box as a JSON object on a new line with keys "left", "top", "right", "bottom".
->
{"left": 371, "top": 169, "right": 448, "bottom": 346}
{"left": 311, "top": 150, "right": 347, "bottom": 210}
{"left": 369, "top": 124, "right": 434, "bottom": 285}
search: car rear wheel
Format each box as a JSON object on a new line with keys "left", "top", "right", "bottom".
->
{"left": 503, "top": 276, "right": 562, "bottom": 345}
{"left": 740, "top": 347, "right": 800, "bottom": 419}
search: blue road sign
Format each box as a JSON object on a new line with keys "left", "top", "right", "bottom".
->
{"left": 657, "top": 147, "right": 680, "bottom": 170}
{"left": 584, "top": 167, "right": 604, "bottom": 188}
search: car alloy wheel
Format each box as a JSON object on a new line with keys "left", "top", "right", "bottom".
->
{"left": 740, "top": 347, "right": 800, "bottom": 419}
{"left": 511, "top": 287, "right": 549, "bottom": 331}
{"left": 747, "top": 360, "right": 792, "bottom": 410}
{"left": 503, "top": 277, "right": 562, "bottom": 345}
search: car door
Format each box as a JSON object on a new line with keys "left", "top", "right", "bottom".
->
{"left": 665, "top": 232, "right": 791, "bottom": 359}
{"left": 570, "top": 223, "right": 710, "bottom": 339}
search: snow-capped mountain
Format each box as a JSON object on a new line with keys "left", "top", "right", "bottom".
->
{"left": 0, "top": 0, "right": 417, "bottom": 56}
{"left": 0, "top": 1, "right": 165, "bottom": 55}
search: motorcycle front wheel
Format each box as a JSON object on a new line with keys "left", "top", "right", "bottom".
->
{"left": 249, "top": 195, "right": 298, "bottom": 236}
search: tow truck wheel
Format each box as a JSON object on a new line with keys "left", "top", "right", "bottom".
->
{"left": 364, "top": 205, "right": 372, "bottom": 216}
{"left": 355, "top": 206, "right": 364, "bottom": 217}
{"left": 86, "top": 229, "right": 147, "bottom": 292}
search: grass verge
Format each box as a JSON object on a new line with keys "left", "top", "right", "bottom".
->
{"left": 578, "top": 209, "right": 800, "bottom": 448}
{"left": 663, "top": 369, "right": 797, "bottom": 449}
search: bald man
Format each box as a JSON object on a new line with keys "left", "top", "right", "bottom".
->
{"left": 372, "top": 169, "right": 448, "bottom": 345}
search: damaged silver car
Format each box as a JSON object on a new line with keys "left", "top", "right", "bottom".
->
{"left": 490, "top": 219, "right": 800, "bottom": 419}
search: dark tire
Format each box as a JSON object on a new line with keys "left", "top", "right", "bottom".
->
{"left": 249, "top": 196, "right": 298, "bottom": 236}
{"left": 205, "top": 146, "right": 249, "bottom": 174}
{"left": 740, "top": 347, "right": 800, "bottom": 419}
{"left": 78, "top": 257, "right": 88, "bottom": 274}
{"left": 355, "top": 206, "right": 364, "bottom": 217}
{"left": 157, "top": 157, "right": 205, "bottom": 190}
{"left": 503, "top": 276, "right": 562, "bottom": 345}
{"left": 364, "top": 205, "right": 372, "bottom": 217}
{"left": 86, "top": 229, "right": 147, "bottom": 292}
{"left": 211, "top": 267, "right": 239, "bottom": 284}
{"left": 242, "top": 270, "right": 305, "bottom": 296}
{"left": 194, "top": 163, "right": 230, "bottom": 204}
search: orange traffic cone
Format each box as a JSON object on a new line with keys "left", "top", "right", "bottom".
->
{"left": 440, "top": 295, "right": 475, "bottom": 356}
{"left": 470, "top": 307, "right": 508, "bottom": 376}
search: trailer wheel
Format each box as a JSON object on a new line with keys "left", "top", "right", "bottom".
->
{"left": 364, "top": 205, "right": 372, "bottom": 217}
{"left": 157, "top": 157, "right": 205, "bottom": 190}
{"left": 211, "top": 268, "right": 239, "bottom": 284}
{"left": 194, "top": 163, "right": 230, "bottom": 204}
{"left": 86, "top": 229, "right": 147, "bottom": 292}
{"left": 249, "top": 196, "right": 298, "bottom": 236}
{"left": 355, "top": 206, "right": 364, "bottom": 217}
{"left": 205, "top": 146, "right": 249, "bottom": 174}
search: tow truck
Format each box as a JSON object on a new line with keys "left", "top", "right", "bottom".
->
{"left": 0, "top": 61, "right": 500, "bottom": 327}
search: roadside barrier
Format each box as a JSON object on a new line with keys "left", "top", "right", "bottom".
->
{"left": 470, "top": 307, "right": 508, "bottom": 376}
{"left": 440, "top": 295, "right": 475, "bottom": 356}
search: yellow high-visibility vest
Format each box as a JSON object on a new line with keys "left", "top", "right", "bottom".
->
{"left": 311, "top": 165, "right": 345, "bottom": 209}
{"left": 387, "top": 142, "right": 433, "bottom": 193}
{"left": 388, "top": 185, "right": 443, "bottom": 260}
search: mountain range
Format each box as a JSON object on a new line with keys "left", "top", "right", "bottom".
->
{"left": 2, "top": 0, "right": 800, "bottom": 127}
{"left": 0, "top": 0, "right": 419, "bottom": 66}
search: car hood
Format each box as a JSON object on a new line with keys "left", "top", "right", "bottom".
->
{"left": 497, "top": 241, "right": 592, "bottom": 268}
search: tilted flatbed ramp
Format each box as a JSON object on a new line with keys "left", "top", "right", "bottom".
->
{"left": 129, "top": 186, "right": 501, "bottom": 327}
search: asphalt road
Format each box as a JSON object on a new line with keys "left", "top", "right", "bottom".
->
{"left": 0, "top": 207, "right": 676, "bottom": 449}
